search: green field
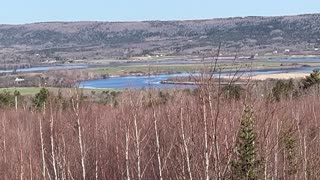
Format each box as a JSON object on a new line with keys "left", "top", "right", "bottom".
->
{"left": 96, "top": 64, "right": 204, "bottom": 74}
{"left": 0, "top": 87, "right": 118, "bottom": 96}
{"left": 95, "top": 61, "right": 308, "bottom": 75}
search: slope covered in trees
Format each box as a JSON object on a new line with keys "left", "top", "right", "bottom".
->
{"left": 0, "top": 13, "right": 320, "bottom": 63}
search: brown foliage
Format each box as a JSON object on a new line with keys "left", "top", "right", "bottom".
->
{"left": 0, "top": 86, "right": 320, "bottom": 179}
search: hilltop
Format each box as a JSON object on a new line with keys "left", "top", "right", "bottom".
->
{"left": 1, "top": 13, "right": 320, "bottom": 65}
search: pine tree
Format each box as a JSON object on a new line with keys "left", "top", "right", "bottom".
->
{"left": 302, "top": 70, "right": 320, "bottom": 89}
{"left": 232, "top": 106, "right": 260, "bottom": 180}
{"left": 281, "top": 129, "right": 297, "bottom": 177}
{"left": 272, "top": 79, "right": 295, "bottom": 101}
{"left": 33, "top": 88, "right": 49, "bottom": 109}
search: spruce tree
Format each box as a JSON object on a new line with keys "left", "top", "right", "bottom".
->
{"left": 33, "top": 88, "right": 49, "bottom": 109}
{"left": 283, "top": 132, "right": 297, "bottom": 176}
{"left": 302, "top": 70, "right": 320, "bottom": 89}
{"left": 232, "top": 106, "right": 260, "bottom": 180}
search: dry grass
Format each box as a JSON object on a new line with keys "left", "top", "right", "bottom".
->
{"left": 248, "top": 72, "right": 309, "bottom": 80}
{"left": 225, "top": 72, "right": 309, "bottom": 81}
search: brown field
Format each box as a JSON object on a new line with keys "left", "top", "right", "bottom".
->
{"left": 246, "top": 72, "right": 309, "bottom": 80}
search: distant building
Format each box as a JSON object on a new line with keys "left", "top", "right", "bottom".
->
{"left": 315, "top": 48, "right": 319, "bottom": 51}
{"left": 15, "top": 78, "right": 25, "bottom": 82}
{"left": 284, "top": 49, "right": 290, "bottom": 53}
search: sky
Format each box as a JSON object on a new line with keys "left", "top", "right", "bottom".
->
{"left": 0, "top": 0, "right": 319, "bottom": 24}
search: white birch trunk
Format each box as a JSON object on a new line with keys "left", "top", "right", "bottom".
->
{"left": 180, "top": 106, "right": 193, "bottom": 180}
{"left": 153, "top": 109, "right": 163, "bottom": 180}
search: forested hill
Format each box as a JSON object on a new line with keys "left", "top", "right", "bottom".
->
{"left": 1, "top": 13, "right": 320, "bottom": 61}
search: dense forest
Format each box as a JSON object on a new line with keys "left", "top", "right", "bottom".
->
{"left": 1, "top": 70, "right": 320, "bottom": 179}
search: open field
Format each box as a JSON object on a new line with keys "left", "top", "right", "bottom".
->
{"left": 0, "top": 87, "right": 118, "bottom": 96}
{"left": 248, "top": 72, "right": 309, "bottom": 80}
{"left": 95, "top": 64, "right": 204, "bottom": 75}
{"left": 94, "top": 60, "right": 318, "bottom": 76}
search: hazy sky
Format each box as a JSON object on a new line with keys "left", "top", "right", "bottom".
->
{"left": 0, "top": 0, "right": 319, "bottom": 24}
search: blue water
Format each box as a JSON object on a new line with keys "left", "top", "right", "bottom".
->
{"left": 0, "top": 65, "right": 88, "bottom": 73}
{"left": 1, "top": 60, "right": 319, "bottom": 89}
{"left": 223, "top": 66, "right": 319, "bottom": 76}
{"left": 78, "top": 73, "right": 196, "bottom": 89}
{"left": 78, "top": 66, "right": 320, "bottom": 89}
{"left": 266, "top": 58, "right": 320, "bottom": 63}
{"left": 152, "top": 58, "right": 320, "bottom": 64}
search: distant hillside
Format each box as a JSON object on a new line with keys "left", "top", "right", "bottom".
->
{"left": 1, "top": 13, "right": 320, "bottom": 64}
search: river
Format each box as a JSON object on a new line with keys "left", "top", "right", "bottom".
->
{"left": 1, "top": 59, "right": 319, "bottom": 89}
{"left": 78, "top": 66, "right": 319, "bottom": 89}
{"left": 0, "top": 65, "right": 88, "bottom": 73}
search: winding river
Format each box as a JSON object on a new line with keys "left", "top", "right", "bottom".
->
{"left": 1, "top": 58, "right": 319, "bottom": 89}
{"left": 78, "top": 66, "right": 319, "bottom": 89}
{"left": 0, "top": 65, "right": 88, "bottom": 73}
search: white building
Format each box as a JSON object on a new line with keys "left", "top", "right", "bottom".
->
{"left": 15, "top": 78, "right": 25, "bottom": 82}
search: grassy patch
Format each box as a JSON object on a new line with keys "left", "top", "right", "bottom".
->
{"left": 0, "top": 87, "right": 43, "bottom": 96}
{"left": 96, "top": 64, "right": 205, "bottom": 75}
{"left": 94, "top": 61, "right": 299, "bottom": 75}
{"left": 0, "top": 87, "right": 118, "bottom": 96}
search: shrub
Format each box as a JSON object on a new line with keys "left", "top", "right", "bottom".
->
{"left": 222, "top": 84, "right": 243, "bottom": 100}
{"left": 271, "top": 79, "right": 295, "bottom": 101}
{"left": 0, "top": 90, "right": 15, "bottom": 107}
{"left": 302, "top": 70, "right": 320, "bottom": 89}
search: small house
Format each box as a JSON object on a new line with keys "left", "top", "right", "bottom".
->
{"left": 15, "top": 78, "right": 25, "bottom": 82}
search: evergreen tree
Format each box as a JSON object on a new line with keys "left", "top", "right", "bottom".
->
{"left": 0, "top": 90, "right": 15, "bottom": 107}
{"left": 302, "top": 70, "right": 320, "bottom": 89}
{"left": 13, "top": 90, "right": 20, "bottom": 97}
{"left": 272, "top": 79, "right": 294, "bottom": 101}
{"left": 222, "top": 84, "right": 243, "bottom": 100}
{"left": 33, "top": 88, "right": 49, "bottom": 109}
{"left": 232, "top": 106, "right": 260, "bottom": 180}
{"left": 282, "top": 131, "right": 297, "bottom": 176}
